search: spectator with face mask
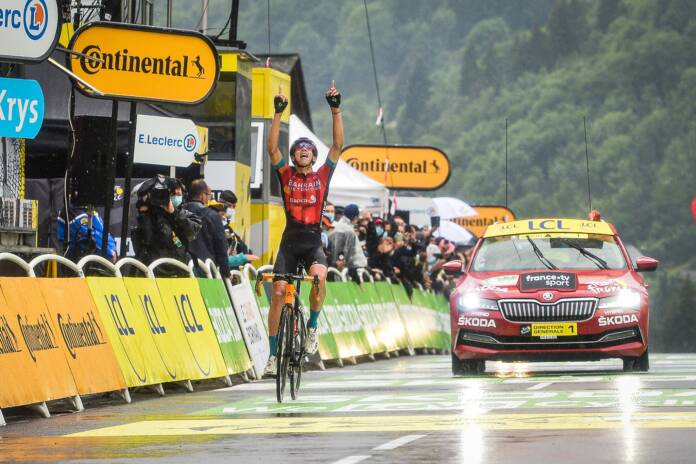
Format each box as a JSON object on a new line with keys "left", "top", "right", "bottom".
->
{"left": 329, "top": 203, "right": 368, "bottom": 278}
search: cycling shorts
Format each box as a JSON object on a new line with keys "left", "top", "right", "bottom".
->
{"left": 273, "top": 227, "right": 327, "bottom": 280}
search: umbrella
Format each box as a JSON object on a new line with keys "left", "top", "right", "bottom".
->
{"left": 433, "top": 197, "right": 477, "bottom": 219}
{"left": 434, "top": 219, "right": 475, "bottom": 243}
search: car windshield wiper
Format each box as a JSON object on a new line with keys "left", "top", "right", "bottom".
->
{"left": 526, "top": 237, "right": 558, "bottom": 270}
{"left": 559, "top": 238, "right": 609, "bottom": 270}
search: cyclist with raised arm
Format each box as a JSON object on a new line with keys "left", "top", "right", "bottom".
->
{"left": 264, "top": 81, "right": 344, "bottom": 376}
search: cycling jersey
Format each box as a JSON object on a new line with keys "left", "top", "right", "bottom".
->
{"left": 274, "top": 158, "right": 336, "bottom": 228}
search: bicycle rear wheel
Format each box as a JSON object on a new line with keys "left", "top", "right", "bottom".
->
{"left": 276, "top": 306, "right": 292, "bottom": 403}
{"left": 290, "top": 307, "right": 306, "bottom": 400}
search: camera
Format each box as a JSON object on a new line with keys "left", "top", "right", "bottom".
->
{"left": 149, "top": 186, "right": 170, "bottom": 207}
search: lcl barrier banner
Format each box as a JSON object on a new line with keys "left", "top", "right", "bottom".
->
{"left": 360, "top": 282, "right": 400, "bottom": 352}
{"left": 0, "top": 279, "right": 78, "bottom": 408}
{"left": 197, "top": 279, "right": 253, "bottom": 376}
{"left": 122, "top": 278, "right": 197, "bottom": 383}
{"left": 328, "top": 283, "right": 372, "bottom": 358}
{"left": 87, "top": 277, "right": 170, "bottom": 387}
{"left": 155, "top": 279, "right": 227, "bottom": 381}
{"left": 38, "top": 279, "right": 126, "bottom": 395}
{"left": 410, "top": 288, "right": 442, "bottom": 349}
{"left": 347, "top": 282, "right": 388, "bottom": 354}
{"left": 320, "top": 286, "right": 353, "bottom": 360}
{"left": 299, "top": 284, "right": 340, "bottom": 361}
{"left": 226, "top": 280, "right": 269, "bottom": 379}
{"left": 254, "top": 283, "right": 271, "bottom": 334}
{"left": 373, "top": 282, "right": 412, "bottom": 351}
{"left": 431, "top": 291, "right": 452, "bottom": 349}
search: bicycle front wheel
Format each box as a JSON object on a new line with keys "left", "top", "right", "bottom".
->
{"left": 276, "top": 306, "right": 292, "bottom": 403}
{"left": 290, "top": 307, "right": 306, "bottom": 400}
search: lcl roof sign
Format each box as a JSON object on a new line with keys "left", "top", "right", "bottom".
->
{"left": 0, "top": 0, "right": 61, "bottom": 63}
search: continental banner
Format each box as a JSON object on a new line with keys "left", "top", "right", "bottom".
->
{"left": 299, "top": 284, "right": 339, "bottom": 361}
{"left": 155, "top": 278, "right": 227, "bottom": 381}
{"left": 38, "top": 278, "right": 126, "bottom": 395}
{"left": 197, "top": 279, "right": 253, "bottom": 376}
{"left": 87, "top": 277, "right": 170, "bottom": 387}
{"left": 0, "top": 278, "right": 78, "bottom": 408}
{"left": 225, "top": 280, "right": 269, "bottom": 379}
{"left": 122, "top": 277, "right": 196, "bottom": 383}
{"left": 347, "top": 282, "right": 388, "bottom": 354}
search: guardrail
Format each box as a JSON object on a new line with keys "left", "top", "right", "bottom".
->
{"left": 0, "top": 253, "right": 450, "bottom": 425}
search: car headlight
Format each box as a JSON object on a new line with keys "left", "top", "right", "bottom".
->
{"left": 458, "top": 293, "right": 499, "bottom": 312}
{"left": 598, "top": 289, "right": 641, "bottom": 310}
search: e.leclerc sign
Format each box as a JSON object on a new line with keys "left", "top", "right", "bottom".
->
{"left": 342, "top": 145, "right": 451, "bottom": 190}
{"left": 0, "top": 0, "right": 61, "bottom": 63}
{"left": 0, "top": 77, "right": 44, "bottom": 139}
{"left": 67, "top": 22, "right": 219, "bottom": 105}
{"left": 134, "top": 114, "right": 201, "bottom": 167}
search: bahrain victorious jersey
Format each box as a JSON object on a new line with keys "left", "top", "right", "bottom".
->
{"left": 274, "top": 158, "right": 336, "bottom": 227}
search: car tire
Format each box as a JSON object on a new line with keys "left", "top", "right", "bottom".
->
{"left": 623, "top": 348, "right": 650, "bottom": 373}
{"left": 452, "top": 354, "right": 483, "bottom": 376}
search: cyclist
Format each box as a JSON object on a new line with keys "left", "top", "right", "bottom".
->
{"left": 264, "top": 81, "right": 343, "bottom": 376}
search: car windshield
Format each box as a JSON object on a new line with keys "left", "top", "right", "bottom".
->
{"left": 471, "top": 233, "right": 628, "bottom": 272}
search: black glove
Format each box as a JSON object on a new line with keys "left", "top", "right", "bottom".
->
{"left": 326, "top": 92, "right": 341, "bottom": 108}
{"left": 274, "top": 95, "right": 288, "bottom": 114}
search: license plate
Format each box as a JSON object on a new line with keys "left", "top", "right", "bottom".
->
{"left": 531, "top": 323, "right": 577, "bottom": 337}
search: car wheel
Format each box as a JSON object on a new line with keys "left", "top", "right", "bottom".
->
{"left": 452, "top": 354, "right": 483, "bottom": 376}
{"left": 633, "top": 348, "right": 650, "bottom": 372}
{"left": 622, "top": 348, "right": 650, "bottom": 373}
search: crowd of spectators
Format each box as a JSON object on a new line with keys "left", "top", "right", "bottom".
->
{"left": 59, "top": 174, "right": 474, "bottom": 295}
{"left": 322, "top": 202, "right": 476, "bottom": 298}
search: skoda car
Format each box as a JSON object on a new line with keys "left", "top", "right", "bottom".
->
{"left": 447, "top": 217, "right": 658, "bottom": 375}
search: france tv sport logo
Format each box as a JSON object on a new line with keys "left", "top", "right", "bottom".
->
{"left": 23, "top": 0, "right": 48, "bottom": 40}
{"left": 183, "top": 133, "right": 197, "bottom": 152}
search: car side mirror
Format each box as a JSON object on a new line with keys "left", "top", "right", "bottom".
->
{"left": 636, "top": 256, "right": 658, "bottom": 272}
{"left": 443, "top": 260, "right": 464, "bottom": 276}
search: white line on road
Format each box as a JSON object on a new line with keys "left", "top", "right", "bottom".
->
{"left": 331, "top": 455, "right": 372, "bottom": 464}
{"left": 527, "top": 382, "right": 553, "bottom": 390}
{"left": 373, "top": 434, "right": 426, "bottom": 451}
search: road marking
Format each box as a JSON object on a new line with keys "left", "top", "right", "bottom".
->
{"left": 331, "top": 456, "right": 371, "bottom": 464}
{"left": 373, "top": 434, "right": 426, "bottom": 450}
{"left": 528, "top": 382, "right": 553, "bottom": 390}
{"left": 67, "top": 411, "right": 696, "bottom": 437}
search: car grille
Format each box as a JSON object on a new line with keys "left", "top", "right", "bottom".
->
{"left": 499, "top": 298, "right": 598, "bottom": 322}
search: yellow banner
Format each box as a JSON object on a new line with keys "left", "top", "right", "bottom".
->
{"left": 484, "top": 218, "right": 614, "bottom": 238}
{"left": 453, "top": 205, "right": 515, "bottom": 237}
{"left": 122, "top": 278, "right": 198, "bottom": 383}
{"left": 342, "top": 145, "right": 450, "bottom": 190}
{"left": 86, "top": 277, "right": 170, "bottom": 387}
{"left": 155, "top": 278, "right": 227, "bottom": 380}
{"left": 38, "top": 279, "right": 126, "bottom": 395}
{"left": 68, "top": 22, "right": 219, "bottom": 104}
{"left": 0, "top": 279, "right": 78, "bottom": 408}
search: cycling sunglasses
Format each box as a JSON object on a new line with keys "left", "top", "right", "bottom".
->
{"left": 295, "top": 141, "right": 316, "bottom": 151}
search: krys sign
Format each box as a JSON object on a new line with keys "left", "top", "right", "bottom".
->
{"left": 0, "top": 0, "right": 61, "bottom": 63}
{"left": 67, "top": 22, "right": 219, "bottom": 105}
{"left": 0, "top": 77, "right": 44, "bottom": 139}
{"left": 134, "top": 114, "right": 205, "bottom": 167}
{"left": 342, "top": 145, "right": 450, "bottom": 190}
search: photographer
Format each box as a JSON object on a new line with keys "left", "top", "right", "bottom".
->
{"left": 131, "top": 175, "right": 202, "bottom": 266}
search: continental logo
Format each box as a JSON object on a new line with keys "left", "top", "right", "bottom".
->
{"left": 18, "top": 313, "right": 58, "bottom": 362}
{"left": 57, "top": 311, "right": 106, "bottom": 359}
{"left": 67, "top": 22, "right": 219, "bottom": 105}
{"left": 340, "top": 145, "right": 450, "bottom": 190}
{"left": 78, "top": 46, "right": 206, "bottom": 79}
{"left": 0, "top": 314, "right": 21, "bottom": 355}
{"left": 345, "top": 159, "right": 440, "bottom": 175}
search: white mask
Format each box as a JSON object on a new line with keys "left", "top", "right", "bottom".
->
{"left": 225, "top": 207, "right": 235, "bottom": 221}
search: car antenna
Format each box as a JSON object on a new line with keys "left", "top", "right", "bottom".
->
{"left": 583, "top": 116, "right": 592, "bottom": 212}
{"left": 505, "top": 118, "right": 509, "bottom": 209}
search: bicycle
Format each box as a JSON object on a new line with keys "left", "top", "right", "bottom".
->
{"left": 256, "top": 266, "right": 320, "bottom": 403}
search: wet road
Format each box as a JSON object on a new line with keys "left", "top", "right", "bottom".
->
{"left": 2, "top": 353, "right": 696, "bottom": 463}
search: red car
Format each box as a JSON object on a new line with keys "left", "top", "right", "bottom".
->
{"left": 447, "top": 217, "right": 658, "bottom": 375}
